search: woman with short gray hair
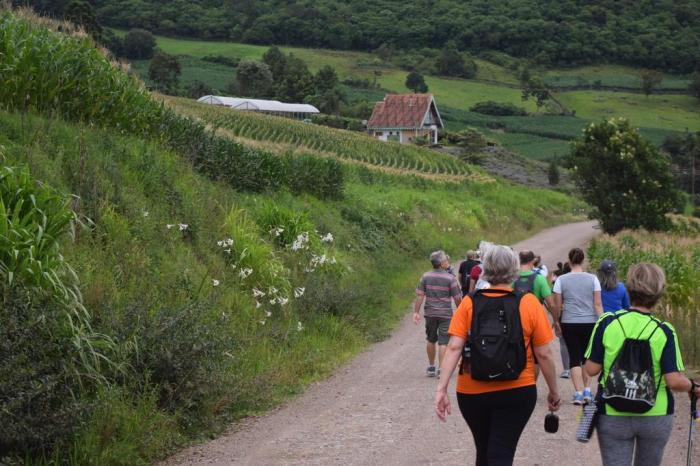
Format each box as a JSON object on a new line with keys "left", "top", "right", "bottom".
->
{"left": 436, "top": 244, "right": 561, "bottom": 465}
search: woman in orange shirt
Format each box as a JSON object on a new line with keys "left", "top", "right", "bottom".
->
{"left": 435, "top": 245, "right": 561, "bottom": 466}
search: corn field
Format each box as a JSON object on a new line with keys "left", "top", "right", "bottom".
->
{"left": 171, "top": 98, "right": 474, "bottom": 178}
{"left": 587, "top": 223, "right": 700, "bottom": 367}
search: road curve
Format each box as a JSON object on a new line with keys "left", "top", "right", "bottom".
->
{"left": 166, "top": 220, "right": 698, "bottom": 465}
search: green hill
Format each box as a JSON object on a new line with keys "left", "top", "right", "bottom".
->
{"left": 89, "top": 0, "right": 700, "bottom": 72}
{"left": 117, "top": 31, "right": 700, "bottom": 162}
{"left": 0, "top": 8, "right": 581, "bottom": 464}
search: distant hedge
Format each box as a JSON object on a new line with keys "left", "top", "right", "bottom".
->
{"left": 470, "top": 101, "right": 529, "bottom": 116}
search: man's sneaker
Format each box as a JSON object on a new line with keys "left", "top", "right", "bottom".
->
{"left": 583, "top": 388, "right": 592, "bottom": 403}
{"left": 426, "top": 365, "right": 437, "bottom": 377}
{"left": 560, "top": 370, "right": 571, "bottom": 379}
{"left": 572, "top": 393, "right": 584, "bottom": 405}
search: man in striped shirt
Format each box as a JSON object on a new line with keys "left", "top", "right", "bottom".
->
{"left": 413, "top": 250, "right": 463, "bottom": 377}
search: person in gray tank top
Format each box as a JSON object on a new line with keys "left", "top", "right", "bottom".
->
{"left": 551, "top": 248, "right": 603, "bottom": 405}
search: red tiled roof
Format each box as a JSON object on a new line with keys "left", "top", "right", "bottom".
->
{"left": 367, "top": 93, "right": 439, "bottom": 129}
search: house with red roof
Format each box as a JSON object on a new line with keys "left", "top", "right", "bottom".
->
{"left": 367, "top": 94, "right": 444, "bottom": 145}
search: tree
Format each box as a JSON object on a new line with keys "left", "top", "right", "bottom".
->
{"left": 63, "top": 0, "right": 101, "bottom": 36}
{"left": 262, "top": 46, "right": 287, "bottom": 80}
{"left": 567, "top": 118, "right": 679, "bottom": 233}
{"left": 148, "top": 51, "right": 181, "bottom": 94}
{"left": 521, "top": 76, "right": 550, "bottom": 110}
{"left": 123, "top": 29, "right": 156, "bottom": 59}
{"left": 185, "top": 80, "right": 214, "bottom": 99}
{"left": 689, "top": 72, "right": 700, "bottom": 101}
{"left": 436, "top": 41, "right": 466, "bottom": 77}
{"left": 640, "top": 69, "right": 663, "bottom": 97}
{"left": 314, "top": 65, "right": 339, "bottom": 94}
{"left": 405, "top": 72, "right": 428, "bottom": 93}
{"left": 274, "top": 55, "right": 313, "bottom": 102}
{"left": 548, "top": 160, "right": 560, "bottom": 186}
{"left": 233, "top": 60, "right": 273, "bottom": 98}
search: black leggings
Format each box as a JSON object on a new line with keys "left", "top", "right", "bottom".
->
{"left": 560, "top": 322, "right": 595, "bottom": 369}
{"left": 457, "top": 385, "right": 537, "bottom": 466}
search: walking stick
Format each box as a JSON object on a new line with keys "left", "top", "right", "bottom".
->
{"left": 689, "top": 392, "right": 698, "bottom": 466}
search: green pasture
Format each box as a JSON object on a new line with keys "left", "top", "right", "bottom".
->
{"left": 543, "top": 65, "right": 691, "bottom": 91}
{"left": 558, "top": 91, "right": 700, "bottom": 132}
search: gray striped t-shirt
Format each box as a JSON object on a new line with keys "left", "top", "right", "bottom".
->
{"left": 416, "top": 269, "right": 462, "bottom": 318}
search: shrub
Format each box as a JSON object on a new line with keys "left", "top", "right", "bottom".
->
{"left": 201, "top": 54, "right": 240, "bottom": 68}
{"left": 0, "top": 288, "right": 89, "bottom": 456}
{"left": 470, "top": 101, "right": 528, "bottom": 116}
{"left": 123, "top": 28, "right": 156, "bottom": 59}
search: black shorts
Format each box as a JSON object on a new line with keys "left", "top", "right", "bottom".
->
{"left": 561, "top": 322, "right": 596, "bottom": 368}
{"left": 425, "top": 316, "right": 451, "bottom": 345}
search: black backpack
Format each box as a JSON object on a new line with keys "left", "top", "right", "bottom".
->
{"left": 602, "top": 312, "right": 662, "bottom": 414}
{"left": 466, "top": 289, "right": 528, "bottom": 381}
{"left": 513, "top": 273, "right": 538, "bottom": 295}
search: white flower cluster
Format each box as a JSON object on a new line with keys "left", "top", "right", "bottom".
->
{"left": 320, "top": 232, "right": 334, "bottom": 243}
{"left": 166, "top": 223, "right": 189, "bottom": 231}
{"left": 269, "top": 227, "right": 284, "bottom": 237}
{"left": 291, "top": 232, "right": 310, "bottom": 251}
{"left": 216, "top": 238, "right": 233, "bottom": 254}
{"left": 238, "top": 267, "right": 253, "bottom": 279}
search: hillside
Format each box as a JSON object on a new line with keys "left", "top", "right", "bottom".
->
{"left": 0, "top": 8, "right": 582, "bottom": 464}
{"left": 118, "top": 32, "right": 700, "bottom": 163}
{"left": 87, "top": 0, "right": 700, "bottom": 72}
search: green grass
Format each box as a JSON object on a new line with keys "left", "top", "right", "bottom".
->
{"left": 543, "top": 65, "right": 691, "bottom": 91}
{"left": 557, "top": 91, "right": 700, "bottom": 132}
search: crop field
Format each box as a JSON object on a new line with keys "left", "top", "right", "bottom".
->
{"left": 129, "top": 56, "right": 236, "bottom": 92}
{"left": 123, "top": 31, "right": 700, "bottom": 162}
{"left": 167, "top": 97, "right": 480, "bottom": 179}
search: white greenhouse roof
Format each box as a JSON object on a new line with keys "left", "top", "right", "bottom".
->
{"left": 197, "top": 95, "right": 319, "bottom": 114}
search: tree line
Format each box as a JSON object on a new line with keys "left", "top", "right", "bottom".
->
{"left": 67, "top": 0, "right": 700, "bottom": 73}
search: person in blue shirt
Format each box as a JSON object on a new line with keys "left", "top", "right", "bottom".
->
{"left": 597, "top": 260, "right": 630, "bottom": 312}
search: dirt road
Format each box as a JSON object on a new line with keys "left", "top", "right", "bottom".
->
{"left": 168, "top": 220, "right": 699, "bottom": 465}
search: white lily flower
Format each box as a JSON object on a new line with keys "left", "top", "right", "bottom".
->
{"left": 278, "top": 297, "right": 289, "bottom": 306}
{"left": 265, "top": 310, "right": 272, "bottom": 317}
{"left": 166, "top": 224, "right": 175, "bottom": 229}
{"left": 256, "top": 301, "right": 262, "bottom": 309}
{"left": 212, "top": 279, "right": 220, "bottom": 287}
{"left": 268, "top": 286, "right": 278, "bottom": 295}
{"left": 320, "top": 232, "right": 334, "bottom": 242}
{"left": 259, "top": 320, "right": 266, "bottom": 325}
{"left": 252, "top": 288, "right": 266, "bottom": 298}
{"left": 297, "top": 321, "right": 304, "bottom": 331}
{"left": 142, "top": 210, "right": 149, "bottom": 217}
{"left": 178, "top": 223, "right": 189, "bottom": 231}
{"left": 294, "top": 287, "right": 305, "bottom": 298}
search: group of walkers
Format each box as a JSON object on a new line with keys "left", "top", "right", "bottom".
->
{"left": 414, "top": 244, "right": 700, "bottom": 466}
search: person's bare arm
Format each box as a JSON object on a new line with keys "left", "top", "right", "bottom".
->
{"left": 534, "top": 342, "right": 561, "bottom": 411}
{"left": 551, "top": 293, "right": 563, "bottom": 336}
{"left": 435, "top": 335, "right": 465, "bottom": 421}
{"left": 593, "top": 291, "right": 603, "bottom": 316}
{"left": 468, "top": 279, "right": 476, "bottom": 294}
{"left": 413, "top": 293, "right": 425, "bottom": 325}
{"left": 544, "top": 295, "right": 558, "bottom": 318}
{"left": 664, "top": 372, "right": 699, "bottom": 395}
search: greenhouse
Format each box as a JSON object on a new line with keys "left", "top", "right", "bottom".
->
{"left": 197, "top": 95, "right": 320, "bottom": 119}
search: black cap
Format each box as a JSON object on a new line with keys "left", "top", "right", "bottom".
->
{"left": 599, "top": 260, "right": 616, "bottom": 272}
